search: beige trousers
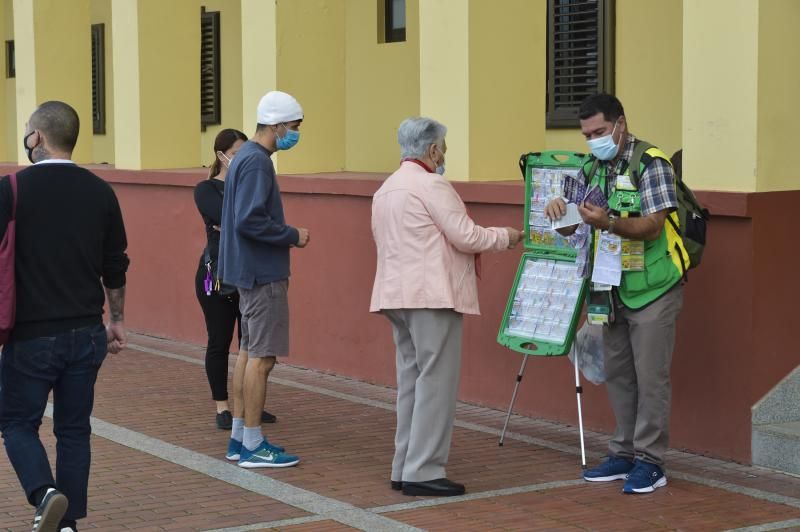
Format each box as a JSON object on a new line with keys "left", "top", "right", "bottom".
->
{"left": 604, "top": 284, "right": 684, "bottom": 466}
{"left": 384, "top": 308, "right": 463, "bottom": 483}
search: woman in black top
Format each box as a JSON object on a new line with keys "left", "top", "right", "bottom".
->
{"left": 194, "top": 129, "right": 276, "bottom": 429}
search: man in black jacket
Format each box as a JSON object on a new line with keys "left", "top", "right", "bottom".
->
{"left": 0, "top": 101, "right": 129, "bottom": 532}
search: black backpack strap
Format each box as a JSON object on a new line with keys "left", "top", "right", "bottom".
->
{"left": 584, "top": 158, "right": 601, "bottom": 186}
{"left": 629, "top": 140, "right": 654, "bottom": 189}
{"left": 519, "top": 153, "right": 535, "bottom": 180}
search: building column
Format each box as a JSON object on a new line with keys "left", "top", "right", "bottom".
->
{"left": 240, "top": 0, "right": 277, "bottom": 168}
{"left": 13, "top": 0, "right": 92, "bottom": 164}
{"left": 0, "top": 0, "right": 13, "bottom": 162}
{"left": 419, "top": 0, "right": 470, "bottom": 180}
{"left": 111, "top": 0, "right": 199, "bottom": 170}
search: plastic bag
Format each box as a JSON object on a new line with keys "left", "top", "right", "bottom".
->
{"left": 568, "top": 322, "right": 606, "bottom": 384}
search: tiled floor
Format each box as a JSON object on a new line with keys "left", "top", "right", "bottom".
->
{"left": 1, "top": 333, "right": 799, "bottom": 531}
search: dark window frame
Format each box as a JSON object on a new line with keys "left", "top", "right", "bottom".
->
{"left": 200, "top": 7, "right": 221, "bottom": 130}
{"left": 5, "top": 40, "right": 14, "bottom": 78}
{"left": 384, "top": 0, "right": 406, "bottom": 43}
{"left": 91, "top": 24, "right": 106, "bottom": 135}
{"left": 546, "top": 0, "right": 615, "bottom": 128}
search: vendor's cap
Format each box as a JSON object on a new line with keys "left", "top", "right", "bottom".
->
{"left": 256, "top": 91, "right": 303, "bottom": 125}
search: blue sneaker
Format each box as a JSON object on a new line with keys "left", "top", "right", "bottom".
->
{"left": 583, "top": 455, "right": 635, "bottom": 482}
{"left": 238, "top": 441, "right": 299, "bottom": 468}
{"left": 226, "top": 438, "right": 285, "bottom": 461}
{"left": 623, "top": 460, "right": 667, "bottom": 494}
{"left": 226, "top": 438, "right": 242, "bottom": 461}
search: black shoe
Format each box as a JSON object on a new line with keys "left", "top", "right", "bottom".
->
{"left": 216, "top": 410, "right": 233, "bottom": 430}
{"left": 391, "top": 480, "right": 403, "bottom": 491}
{"left": 402, "top": 478, "right": 465, "bottom": 497}
{"left": 32, "top": 487, "right": 68, "bottom": 532}
{"left": 261, "top": 410, "right": 277, "bottom": 423}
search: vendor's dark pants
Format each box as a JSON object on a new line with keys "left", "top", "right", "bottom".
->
{"left": 0, "top": 324, "right": 107, "bottom": 521}
{"left": 603, "top": 285, "right": 683, "bottom": 466}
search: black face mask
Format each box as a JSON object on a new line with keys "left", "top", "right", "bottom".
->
{"left": 23, "top": 131, "right": 37, "bottom": 164}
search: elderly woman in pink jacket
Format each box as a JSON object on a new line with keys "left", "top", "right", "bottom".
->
{"left": 371, "top": 117, "right": 522, "bottom": 497}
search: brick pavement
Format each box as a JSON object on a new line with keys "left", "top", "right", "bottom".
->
{"left": 0, "top": 333, "right": 799, "bottom": 531}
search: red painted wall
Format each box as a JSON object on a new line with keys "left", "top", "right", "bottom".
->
{"left": 2, "top": 163, "right": 796, "bottom": 463}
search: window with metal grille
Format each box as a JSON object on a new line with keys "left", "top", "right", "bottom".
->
{"left": 91, "top": 24, "right": 106, "bottom": 135}
{"left": 200, "top": 8, "right": 221, "bottom": 129}
{"left": 547, "top": 0, "right": 615, "bottom": 128}
{"left": 384, "top": 0, "right": 406, "bottom": 43}
{"left": 5, "top": 40, "right": 14, "bottom": 78}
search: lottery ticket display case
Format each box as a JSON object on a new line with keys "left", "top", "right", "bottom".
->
{"left": 497, "top": 151, "right": 591, "bottom": 356}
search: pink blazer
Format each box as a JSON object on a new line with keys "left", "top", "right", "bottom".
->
{"left": 370, "top": 161, "right": 510, "bottom": 315}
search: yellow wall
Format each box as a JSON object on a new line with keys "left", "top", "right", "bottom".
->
{"left": 31, "top": 0, "right": 92, "bottom": 163}
{"left": 757, "top": 0, "right": 800, "bottom": 192}
{"left": 113, "top": 0, "right": 199, "bottom": 170}
{"left": 275, "top": 0, "right": 345, "bottom": 174}
{"left": 1, "top": 0, "right": 13, "bottom": 162}
{"left": 137, "top": 0, "right": 199, "bottom": 169}
{"left": 469, "top": 0, "right": 545, "bottom": 181}
{"left": 111, "top": 0, "right": 141, "bottom": 169}
{"left": 12, "top": 0, "right": 36, "bottom": 166}
{"left": 241, "top": 0, "right": 276, "bottom": 132}
{"left": 683, "top": 0, "right": 758, "bottom": 192}
{"left": 91, "top": 0, "right": 114, "bottom": 164}
{"left": 545, "top": 0, "right": 683, "bottom": 159}
{"left": 419, "top": 0, "right": 469, "bottom": 179}
{"left": 616, "top": 0, "right": 682, "bottom": 158}
{"left": 344, "top": 0, "right": 419, "bottom": 173}
{"left": 199, "top": 0, "right": 243, "bottom": 171}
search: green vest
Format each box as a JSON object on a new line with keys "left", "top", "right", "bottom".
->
{"left": 584, "top": 147, "right": 684, "bottom": 309}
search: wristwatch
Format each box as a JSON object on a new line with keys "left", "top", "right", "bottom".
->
{"left": 607, "top": 214, "right": 617, "bottom": 234}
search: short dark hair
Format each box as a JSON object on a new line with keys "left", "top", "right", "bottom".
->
{"left": 578, "top": 93, "right": 625, "bottom": 123}
{"left": 30, "top": 101, "right": 80, "bottom": 152}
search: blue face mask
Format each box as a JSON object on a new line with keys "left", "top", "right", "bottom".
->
{"left": 586, "top": 121, "right": 619, "bottom": 161}
{"left": 434, "top": 145, "right": 445, "bottom": 175}
{"left": 275, "top": 125, "right": 300, "bottom": 151}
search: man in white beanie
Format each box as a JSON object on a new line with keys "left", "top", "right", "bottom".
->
{"left": 217, "top": 90, "right": 310, "bottom": 468}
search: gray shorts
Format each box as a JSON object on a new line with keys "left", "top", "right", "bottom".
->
{"left": 238, "top": 280, "right": 289, "bottom": 358}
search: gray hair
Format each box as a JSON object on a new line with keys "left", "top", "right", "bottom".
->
{"left": 397, "top": 117, "right": 447, "bottom": 159}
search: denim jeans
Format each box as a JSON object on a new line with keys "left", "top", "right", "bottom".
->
{"left": 0, "top": 323, "right": 108, "bottom": 521}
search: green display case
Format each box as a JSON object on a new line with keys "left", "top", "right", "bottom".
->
{"left": 496, "top": 151, "right": 590, "bottom": 356}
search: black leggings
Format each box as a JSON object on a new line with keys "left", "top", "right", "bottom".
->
{"left": 195, "top": 265, "right": 241, "bottom": 402}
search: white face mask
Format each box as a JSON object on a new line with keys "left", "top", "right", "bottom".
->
{"left": 586, "top": 121, "right": 620, "bottom": 161}
{"left": 217, "top": 151, "right": 232, "bottom": 168}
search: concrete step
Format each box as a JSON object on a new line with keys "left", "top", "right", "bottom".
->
{"left": 752, "top": 421, "right": 800, "bottom": 475}
{"left": 752, "top": 366, "right": 800, "bottom": 425}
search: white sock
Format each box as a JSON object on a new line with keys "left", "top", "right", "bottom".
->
{"left": 231, "top": 418, "right": 244, "bottom": 442}
{"left": 243, "top": 426, "right": 263, "bottom": 451}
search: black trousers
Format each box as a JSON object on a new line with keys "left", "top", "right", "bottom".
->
{"left": 195, "top": 265, "right": 241, "bottom": 402}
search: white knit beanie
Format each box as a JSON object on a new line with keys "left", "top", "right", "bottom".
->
{"left": 256, "top": 91, "right": 303, "bottom": 125}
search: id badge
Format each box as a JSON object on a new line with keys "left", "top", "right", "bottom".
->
{"left": 615, "top": 174, "right": 636, "bottom": 191}
{"left": 591, "top": 232, "right": 623, "bottom": 287}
